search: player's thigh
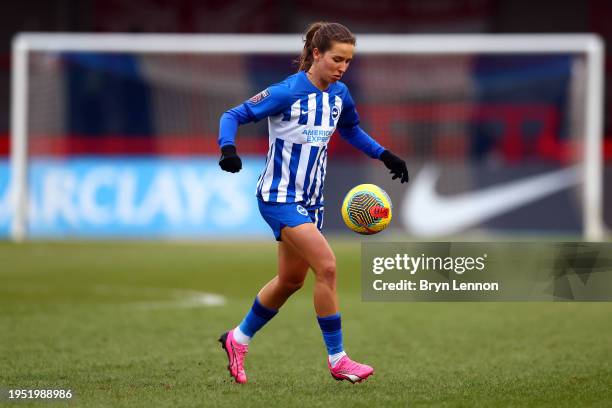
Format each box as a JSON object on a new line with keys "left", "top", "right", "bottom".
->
{"left": 278, "top": 241, "right": 310, "bottom": 285}
{"left": 280, "top": 223, "right": 335, "bottom": 273}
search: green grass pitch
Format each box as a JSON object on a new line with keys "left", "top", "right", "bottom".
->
{"left": 1, "top": 241, "right": 611, "bottom": 407}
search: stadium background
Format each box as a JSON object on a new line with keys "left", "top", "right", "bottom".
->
{"left": 2, "top": 2, "right": 612, "bottom": 407}
{"left": 0, "top": 0, "right": 611, "bottom": 238}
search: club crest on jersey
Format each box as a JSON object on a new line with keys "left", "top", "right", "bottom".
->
{"left": 249, "top": 89, "right": 270, "bottom": 104}
{"left": 296, "top": 205, "right": 308, "bottom": 216}
{"left": 331, "top": 106, "right": 340, "bottom": 120}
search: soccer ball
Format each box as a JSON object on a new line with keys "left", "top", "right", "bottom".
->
{"left": 341, "top": 184, "right": 392, "bottom": 235}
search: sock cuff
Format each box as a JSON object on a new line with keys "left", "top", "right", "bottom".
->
{"left": 253, "top": 297, "right": 278, "bottom": 320}
{"left": 317, "top": 313, "right": 341, "bottom": 332}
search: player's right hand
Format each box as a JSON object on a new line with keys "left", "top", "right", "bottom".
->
{"left": 219, "top": 145, "right": 242, "bottom": 173}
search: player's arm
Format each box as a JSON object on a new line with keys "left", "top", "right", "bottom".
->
{"left": 218, "top": 85, "right": 290, "bottom": 173}
{"left": 337, "top": 91, "right": 409, "bottom": 183}
{"left": 218, "top": 105, "right": 250, "bottom": 173}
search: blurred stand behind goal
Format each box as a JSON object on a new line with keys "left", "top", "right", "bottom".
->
{"left": 7, "top": 34, "right": 606, "bottom": 241}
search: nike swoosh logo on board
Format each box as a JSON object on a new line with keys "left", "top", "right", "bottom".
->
{"left": 401, "top": 164, "right": 581, "bottom": 236}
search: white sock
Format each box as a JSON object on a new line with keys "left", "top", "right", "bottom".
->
{"left": 329, "top": 351, "right": 347, "bottom": 368}
{"left": 232, "top": 327, "right": 251, "bottom": 345}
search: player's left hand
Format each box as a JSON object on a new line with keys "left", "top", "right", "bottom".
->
{"left": 379, "top": 150, "right": 409, "bottom": 183}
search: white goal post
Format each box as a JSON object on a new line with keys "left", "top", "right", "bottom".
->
{"left": 10, "top": 33, "right": 605, "bottom": 241}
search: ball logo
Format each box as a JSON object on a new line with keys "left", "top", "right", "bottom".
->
{"left": 296, "top": 205, "right": 308, "bottom": 216}
{"left": 331, "top": 106, "right": 340, "bottom": 120}
{"left": 369, "top": 206, "right": 389, "bottom": 219}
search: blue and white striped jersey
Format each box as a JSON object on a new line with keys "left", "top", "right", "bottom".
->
{"left": 219, "top": 70, "right": 384, "bottom": 206}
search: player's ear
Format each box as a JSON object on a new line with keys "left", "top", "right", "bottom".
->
{"left": 312, "top": 47, "right": 321, "bottom": 61}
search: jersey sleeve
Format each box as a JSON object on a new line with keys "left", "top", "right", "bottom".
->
{"left": 338, "top": 125, "right": 385, "bottom": 159}
{"left": 243, "top": 83, "right": 292, "bottom": 122}
{"left": 218, "top": 82, "right": 291, "bottom": 147}
{"left": 336, "top": 88, "right": 360, "bottom": 129}
{"left": 218, "top": 104, "right": 251, "bottom": 147}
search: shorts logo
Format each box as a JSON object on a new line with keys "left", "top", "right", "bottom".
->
{"left": 249, "top": 89, "right": 270, "bottom": 104}
{"left": 296, "top": 205, "right": 308, "bottom": 216}
{"left": 331, "top": 106, "right": 340, "bottom": 120}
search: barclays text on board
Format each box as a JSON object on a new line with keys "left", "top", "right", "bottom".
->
{"left": 0, "top": 157, "right": 269, "bottom": 238}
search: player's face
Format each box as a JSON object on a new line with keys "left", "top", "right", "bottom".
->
{"left": 313, "top": 41, "right": 354, "bottom": 83}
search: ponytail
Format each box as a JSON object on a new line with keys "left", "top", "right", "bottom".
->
{"left": 295, "top": 22, "right": 356, "bottom": 72}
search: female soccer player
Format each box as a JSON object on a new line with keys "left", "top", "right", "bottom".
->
{"left": 217, "top": 22, "right": 408, "bottom": 384}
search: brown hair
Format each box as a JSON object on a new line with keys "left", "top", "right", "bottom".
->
{"left": 296, "top": 22, "right": 356, "bottom": 72}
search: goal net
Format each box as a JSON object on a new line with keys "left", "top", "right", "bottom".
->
{"left": 8, "top": 34, "right": 605, "bottom": 240}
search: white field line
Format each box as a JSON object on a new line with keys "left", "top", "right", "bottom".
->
{"left": 92, "top": 285, "right": 227, "bottom": 309}
{"left": 0, "top": 283, "right": 226, "bottom": 309}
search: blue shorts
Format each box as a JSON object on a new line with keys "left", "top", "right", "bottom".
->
{"left": 258, "top": 200, "right": 324, "bottom": 241}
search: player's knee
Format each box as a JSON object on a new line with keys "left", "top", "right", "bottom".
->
{"left": 315, "top": 260, "right": 337, "bottom": 287}
{"left": 278, "top": 277, "right": 304, "bottom": 294}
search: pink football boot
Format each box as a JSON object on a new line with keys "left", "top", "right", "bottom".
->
{"left": 219, "top": 330, "right": 248, "bottom": 384}
{"left": 328, "top": 355, "right": 374, "bottom": 383}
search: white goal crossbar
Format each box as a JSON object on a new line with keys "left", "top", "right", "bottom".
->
{"left": 10, "top": 33, "right": 605, "bottom": 241}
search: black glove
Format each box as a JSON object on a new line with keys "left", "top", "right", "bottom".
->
{"left": 219, "top": 145, "right": 242, "bottom": 173}
{"left": 379, "top": 150, "right": 409, "bottom": 183}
